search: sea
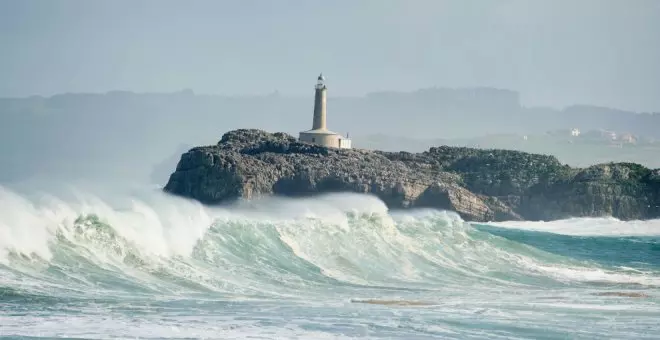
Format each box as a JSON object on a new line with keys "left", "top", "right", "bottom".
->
{"left": 0, "top": 183, "right": 658, "bottom": 339}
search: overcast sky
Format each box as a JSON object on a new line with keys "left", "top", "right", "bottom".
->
{"left": 1, "top": 0, "right": 659, "bottom": 111}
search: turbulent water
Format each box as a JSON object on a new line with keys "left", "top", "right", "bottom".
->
{"left": 1, "top": 185, "right": 659, "bottom": 339}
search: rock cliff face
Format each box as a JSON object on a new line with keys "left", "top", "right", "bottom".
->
{"left": 164, "top": 129, "right": 660, "bottom": 222}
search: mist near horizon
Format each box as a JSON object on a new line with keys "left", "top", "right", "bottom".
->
{"left": 1, "top": 0, "right": 660, "bottom": 112}
{"left": 1, "top": 0, "right": 660, "bottom": 187}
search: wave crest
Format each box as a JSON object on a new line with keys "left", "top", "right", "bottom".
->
{"left": 1, "top": 185, "right": 658, "bottom": 300}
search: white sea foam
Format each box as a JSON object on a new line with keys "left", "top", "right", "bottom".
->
{"left": 2, "top": 185, "right": 660, "bottom": 339}
{"left": 2, "top": 184, "right": 657, "bottom": 291}
{"left": 487, "top": 217, "right": 660, "bottom": 236}
{"left": 0, "top": 186, "right": 57, "bottom": 263}
{"left": 0, "top": 185, "right": 217, "bottom": 264}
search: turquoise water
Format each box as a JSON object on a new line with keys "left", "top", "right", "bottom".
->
{"left": 0, "top": 186, "right": 659, "bottom": 339}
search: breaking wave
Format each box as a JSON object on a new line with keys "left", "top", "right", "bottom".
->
{"left": 1, "top": 184, "right": 659, "bottom": 338}
{"left": 2, "top": 185, "right": 658, "bottom": 298}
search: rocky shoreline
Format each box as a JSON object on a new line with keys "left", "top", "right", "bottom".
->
{"left": 164, "top": 129, "right": 660, "bottom": 222}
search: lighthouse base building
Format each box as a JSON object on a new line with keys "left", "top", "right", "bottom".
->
{"left": 299, "top": 129, "right": 352, "bottom": 149}
{"left": 299, "top": 74, "right": 352, "bottom": 149}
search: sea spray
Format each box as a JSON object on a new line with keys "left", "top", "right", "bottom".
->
{"left": 489, "top": 217, "right": 660, "bottom": 237}
{"left": 1, "top": 185, "right": 659, "bottom": 339}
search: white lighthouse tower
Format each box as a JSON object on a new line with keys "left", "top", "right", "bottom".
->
{"left": 299, "top": 74, "right": 352, "bottom": 149}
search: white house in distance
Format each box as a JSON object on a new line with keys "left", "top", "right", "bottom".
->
{"left": 299, "top": 74, "right": 352, "bottom": 149}
{"left": 571, "top": 128, "right": 581, "bottom": 137}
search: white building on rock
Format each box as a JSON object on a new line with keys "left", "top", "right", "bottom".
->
{"left": 299, "top": 74, "right": 352, "bottom": 149}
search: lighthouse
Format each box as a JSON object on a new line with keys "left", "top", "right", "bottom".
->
{"left": 299, "top": 73, "right": 352, "bottom": 149}
{"left": 312, "top": 73, "right": 328, "bottom": 130}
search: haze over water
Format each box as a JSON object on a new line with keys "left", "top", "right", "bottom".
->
{"left": 2, "top": 0, "right": 659, "bottom": 112}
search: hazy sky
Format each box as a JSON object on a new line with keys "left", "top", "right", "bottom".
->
{"left": 1, "top": 0, "right": 659, "bottom": 111}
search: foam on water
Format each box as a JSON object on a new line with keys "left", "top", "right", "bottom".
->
{"left": 1, "top": 184, "right": 659, "bottom": 339}
{"left": 489, "top": 217, "right": 660, "bottom": 236}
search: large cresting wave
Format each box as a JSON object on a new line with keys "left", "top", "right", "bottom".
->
{"left": 1, "top": 184, "right": 659, "bottom": 304}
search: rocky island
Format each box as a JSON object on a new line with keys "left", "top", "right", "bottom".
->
{"left": 163, "top": 129, "right": 660, "bottom": 222}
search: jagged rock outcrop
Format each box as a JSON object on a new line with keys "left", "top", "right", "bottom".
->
{"left": 164, "top": 129, "right": 660, "bottom": 222}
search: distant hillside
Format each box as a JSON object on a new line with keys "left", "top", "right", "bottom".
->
{"left": 0, "top": 88, "right": 658, "bottom": 183}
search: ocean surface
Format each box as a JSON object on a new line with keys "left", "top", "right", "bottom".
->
{"left": 1, "top": 185, "right": 659, "bottom": 339}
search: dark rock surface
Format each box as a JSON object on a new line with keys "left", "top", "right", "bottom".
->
{"left": 164, "top": 129, "right": 660, "bottom": 222}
